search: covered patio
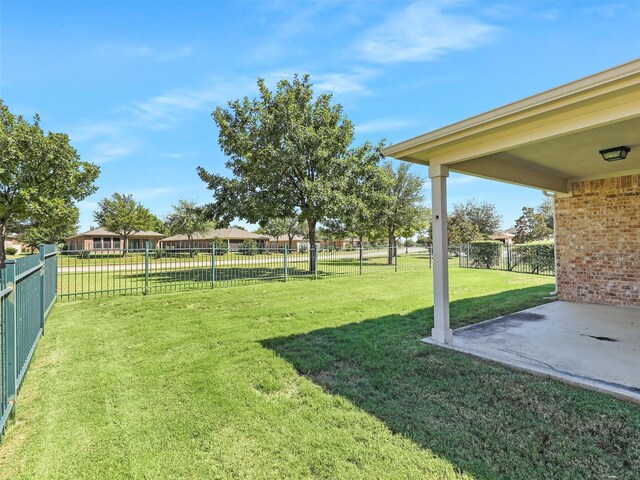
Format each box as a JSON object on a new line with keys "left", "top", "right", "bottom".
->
{"left": 425, "top": 301, "right": 640, "bottom": 403}
{"left": 384, "top": 58, "right": 640, "bottom": 401}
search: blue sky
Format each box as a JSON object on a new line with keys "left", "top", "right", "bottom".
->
{"left": 2, "top": 0, "right": 640, "bottom": 232}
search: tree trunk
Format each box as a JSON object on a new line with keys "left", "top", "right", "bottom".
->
{"left": 307, "top": 218, "right": 317, "bottom": 273}
{"left": 123, "top": 234, "right": 128, "bottom": 257}
{"left": 288, "top": 233, "right": 294, "bottom": 251}
{"left": 0, "top": 222, "right": 7, "bottom": 269}
{"left": 388, "top": 227, "right": 395, "bottom": 265}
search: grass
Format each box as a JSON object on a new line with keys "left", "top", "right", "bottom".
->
{"left": 1, "top": 268, "right": 638, "bottom": 479}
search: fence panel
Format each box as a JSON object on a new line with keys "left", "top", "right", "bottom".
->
{"left": 459, "top": 243, "right": 555, "bottom": 276}
{"left": 1, "top": 244, "right": 58, "bottom": 439}
{"left": 57, "top": 245, "right": 435, "bottom": 300}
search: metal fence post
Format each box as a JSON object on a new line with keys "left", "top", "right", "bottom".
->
{"left": 283, "top": 246, "right": 288, "bottom": 282}
{"left": 39, "top": 245, "right": 46, "bottom": 335}
{"left": 211, "top": 244, "right": 216, "bottom": 288}
{"left": 394, "top": 245, "right": 398, "bottom": 272}
{"left": 144, "top": 242, "right": 150, "bottom": 295}
{"left": 5, "top": 260, "right": 17, "bottom": 417}
{"left": 359, "top": 244, "right": 363, "bottom": 275}
{"left": 314, "top": 248, "right": 318, "bottom": 280}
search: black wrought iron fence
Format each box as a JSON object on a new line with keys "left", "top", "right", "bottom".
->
{"left": 57, "top": 245, "right": 433, "bottom": 300}
{"left": 459, "top": 242, "right": 555, "bottom": 276}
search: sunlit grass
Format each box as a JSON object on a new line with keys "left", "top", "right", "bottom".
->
{"left": 1, "top": 268, "right": 637, "bottom": 479}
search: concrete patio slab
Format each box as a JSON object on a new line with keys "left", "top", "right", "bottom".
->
{"left": 423, "top": 301, "right": 640, "bottom": 404}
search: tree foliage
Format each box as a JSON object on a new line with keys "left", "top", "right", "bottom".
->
{"left": 166, "top": 199, "right": 212, "bottom": 242}
{"left": 451, "top": 200, "right": 502, "bottom": 236}
{"left": 376, "top": 161, "right": 427, "bottom": 264}
{"left": 93, "top": 193, "right": 156, "bottom": 254}
{"left": 259, "top": 216, "right": 306, "bottom": 249}
{"left": 538, "top": 197, "right": 555, "bottom": 230}
{"left": 444, "top": 199, "right": 502, "bottom": 244}
{"left": 17, "top": 202, "right": 79, "bottom": 249}
{"left": 198, "top": 74, "right": 383, "bottom": 271}
{"left": 319, "top": 219, "right": 348, "bottom": 247}
{"left": 0, "top": 100, "right": 99, "bottom": 266}
{"left": 448, "top": 214, "right": 483, "bottom": 244}
{"left": 513, "top": 206, "right": 552, "bottom": 244}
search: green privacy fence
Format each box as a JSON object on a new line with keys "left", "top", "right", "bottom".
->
{"left": 58, "top": 245, "right": 435, "bottom": 300}
{"left": 1, "top": 245, "right": 58, "bottom": 440}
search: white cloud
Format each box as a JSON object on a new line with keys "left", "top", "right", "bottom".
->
{"left": 356, "top": 118, "right": 414, "bottom": 134}
{"left": 266, "top": 68, "right": 378, "bottom": 96}
{"left": 128, "top": 187, "right": 176, "bottom": 201}
{"left": 126, "top": 77, "right": 254, "bottom": 129}
{"left": 69, "top": 76, "right": 254, "bottom": 166}
{"left": 315, "top": 69, "right": 377, "bottom": 94}
{"left": 162, "top": 152, "right": 190, "bottom": 159}
{"left": 358, "top": 0, "right": 495, "bottom": 64}
{"left": 94, "top": 42, "right": 194, "bottom": 63}
{"left": 85, "top": 141, "right": 136, "bottom": 165}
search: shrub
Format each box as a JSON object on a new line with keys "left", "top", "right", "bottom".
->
{"left": 469, "top": 241, "right": 502, "bottom": 269}
{"left": 5, "top": 247, "right": 17, "bottom": 256}
{"left": 154, "top": 249, "right": 167, "bottom": 259}
{"left": 78, "top": 250, "right": 91, "bottom": 259}
{"left": 512, "top": 241, "right": 555, "bottom": 274}
{"left": 212, "top": 237, "right": 228, "bottom": 255}
{"left": 239, "top": 239, "right": 257, "bottom": 255}
{"left": 189, "top": 248, "right": 199, "bottom": 258}
{"left": 299, "top": 244, "right": 308, "bottom": 254}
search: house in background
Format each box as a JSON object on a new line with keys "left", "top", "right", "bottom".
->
{"left": 65, "top": 227, "right": 164, "bottom": 251}
{"left": 161, "top": 227, "right": 270, "bottom": 251}
{"left": 318, "top": 238, "right": 362, "bottom": 249}
{"left": 4, "top": 234, "right": 25, "bottom": 254}
{"left": 267, "top": 235, "right": 306, "bottom": 250}
{"left": 489, "top": 230, "right": 516, "bottom": 245}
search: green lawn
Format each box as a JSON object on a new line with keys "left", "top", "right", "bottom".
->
{"left": 1, "top": 268, "right": 638, "bottom": 479}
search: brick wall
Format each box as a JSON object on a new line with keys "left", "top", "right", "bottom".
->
{"left": 555, "top": 174, "right": 640, "bottom": 307}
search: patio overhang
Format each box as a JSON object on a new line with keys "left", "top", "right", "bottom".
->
{"left": 384, "top": 58, "right": 640, "bottom": 193}
{"left": 383, "top": 58, "right": 640, "bottom": 347}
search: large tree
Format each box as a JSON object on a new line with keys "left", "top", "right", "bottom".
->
{"left": 319, "top": 219, "right": 348, "bottom": 248}
{"left": 198, "top": 74, "right": 382, "bottom": 272}
{"left": 513, "top": 206, "right": 552, "bottom": 243}
{"left": 166, "top": 199, "right": 212, "bottom": 243}
{"left": 339, "top": 157, "right": 393, "bottom": 246}
{"left": 447, "top": 215, "right": 483, "bottom": 244}
{"left": 93, "top": 193, "right": 156, "bottom": 254}
{"left": 538, "top": 197, "right": 555, "bottom": 231}
{"left": 17, "top": 202, "right": 79, "bottom": 250}
{"left": 450, "top": 199, "right": 502, "bottom": 237}
{"left": 259, "top": 216, "right": 306, "bottom": 250}
{"left": 0, "top": 100, "right": 99, "bottom": 266}
{"left": 377, "top": 161, "right": 427, "bottom": 264}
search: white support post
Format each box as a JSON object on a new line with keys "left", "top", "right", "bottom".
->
{"left": 429, "top": 165, "right": 452, "bottom": 344}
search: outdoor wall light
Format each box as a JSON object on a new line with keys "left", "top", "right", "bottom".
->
{"left": 599, "top": 146, "right": 630, "bottom": 162}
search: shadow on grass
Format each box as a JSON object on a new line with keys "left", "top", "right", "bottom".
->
{"left": 124, "top": 263, "right": 426, "bottom": 285}
{"left": 262, "top": 286, "right": 640, "bottom": 479}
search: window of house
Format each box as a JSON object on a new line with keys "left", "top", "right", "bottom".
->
{"left": 113, "top": 238, "right": 121, "bottom": 249}
{"left": 103, "top": 237, "right": 112, "bottom": 249}
{"left": 93, "top": 237, "right": 102, "bottom": 249}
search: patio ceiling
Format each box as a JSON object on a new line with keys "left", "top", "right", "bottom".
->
{"left": 384, "top": 58, "right": 640, "bottom": 193}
